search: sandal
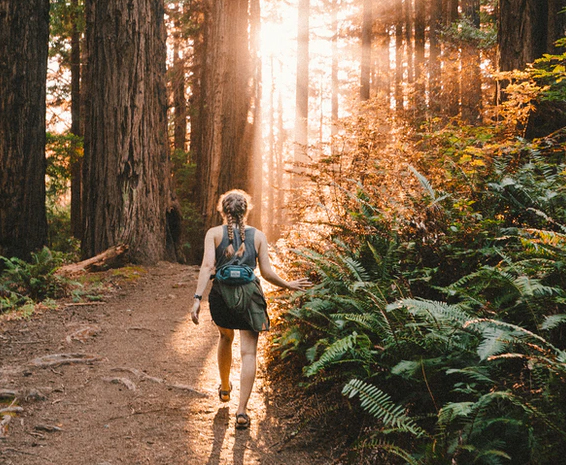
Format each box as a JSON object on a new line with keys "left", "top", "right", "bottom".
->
{"left": 218, "top": 382, "right": 232, "bottom": 402}
{"left": 235, "top": 412, "right": 250, "bottom": 430}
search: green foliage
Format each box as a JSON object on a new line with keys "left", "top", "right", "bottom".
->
{"left": 45, "top": 132, "right": 82, "bottom": 257}
{"left": 170, "top": 149, "right": 203, "bottom": 263}
{"left": 272, "top": 76, "right": 566, "bottom": 463}
{"left": 0, "top": 247, "right": 71, "bottom": 315}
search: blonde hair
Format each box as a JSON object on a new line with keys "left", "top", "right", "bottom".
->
{"left": 217, "top": 190, "right": 253, "bottom": 257}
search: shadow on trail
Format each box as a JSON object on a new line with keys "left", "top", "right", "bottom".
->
{"left": 206, "top": 406, "right": 230, "bottom": 465}
{"left": 233, "top": 425, "right": 252, "bottom": 465}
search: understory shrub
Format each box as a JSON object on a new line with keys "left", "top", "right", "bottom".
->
{"left": 273, "top": 65, "right": 566, "bottom": 463}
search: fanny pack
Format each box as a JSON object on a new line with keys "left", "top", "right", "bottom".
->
{"left": 215, "top": 263, "right": 256, "bottom": 285}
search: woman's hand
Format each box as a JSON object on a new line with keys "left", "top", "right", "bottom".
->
{"left": 286, "top": 277, "right": 312, "bottom": 291}
{"left": 191, "top": 300, "right": 201, "bottom": 325}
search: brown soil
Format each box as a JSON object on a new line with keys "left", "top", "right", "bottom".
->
{"left": 0, "top": 262, "right": 335, "bottom": 464}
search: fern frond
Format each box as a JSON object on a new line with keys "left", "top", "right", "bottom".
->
{"left": 541, "top": 314, "right": 566, "bottom": 330}
{"left": 304, "top": 333, "right": 358, "bottom": 377}
{"left": 343, "top": 378, "right": 427, "bottom": 437}
{"left": 355, "top": 438, "right": 421, "bottom": 465}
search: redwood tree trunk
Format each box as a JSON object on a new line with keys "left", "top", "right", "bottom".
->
{"left": 172, "top": 16, "right": 187, "bottom": 153}
{"left": 70, "top": 0, "right": 83, "bottom": 239}
{"left": 294, "top": 0, "right": 310, "bottom": 172}
{"left": 498, "top": 0, "right": 548, "bottom": 71}
{"left": 195, "top": 0, "right": 258, "bottom": 232}
{"left": 82, "top": 0, "right": 170, "bottom": 264}
{"left": 461, "top": 0, "right": 482, "bottom": 123}
{"left": 0, "top": 0, "right": 49, "bottom": 259}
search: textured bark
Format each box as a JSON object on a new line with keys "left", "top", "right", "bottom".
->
{"left": 82, "top": 0, "right": 170, "bottom": 263}
{"left": 172, "top": 16, "right": 187, "bottom": 153}
{"left": 0, "top": 0, "right": 49, "bottom": 259}
{"left": 498, "top": 0, "right": 549, "bottom": 71}
{"left": 70, "top": 0, "right": 83, "bottom": 239}
{"left": 461, "top": 0, "right": 482, "bottom": 123}
{"left": 195, "top": 0, "right": 257, "bottom": 231}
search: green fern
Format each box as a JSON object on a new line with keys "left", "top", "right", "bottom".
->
{"left": 343, "top": 378, "right": 426, "bottom": 437}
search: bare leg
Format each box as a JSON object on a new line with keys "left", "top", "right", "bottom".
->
{"left": 237, "top": 329, "right": 259, "bottom": 420}
{"left": 217, "top": 326, "right": 234, "bottom": 392}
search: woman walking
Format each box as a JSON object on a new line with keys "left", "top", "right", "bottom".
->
{"left": 191, "top": 190, "right": 310, "bottom": 429}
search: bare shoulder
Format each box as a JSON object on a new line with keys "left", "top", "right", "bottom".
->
{"left": 253, "top": 229, "right": 268, "bottom": 250}
{"left": 205, "top": 225, "right": 224, "bottom": 243}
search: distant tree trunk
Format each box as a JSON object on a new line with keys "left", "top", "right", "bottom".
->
{"left": 195, "top": 0, "right": 257, "bottom": 232}
{"left": 442, "top": 0, "right": 459, "bottom": 117}
{"left": 414, "top": 0, "right": 426, "bottom": 111}
{"left": 429, "top": 0, "right": 443, "bottom": 113}
{"left": 172, "top": 16, "right": 187, "bottom": 153}
{"left": 0, "top": 0, "right": 49, "bottom": 259}
{"left": 294, "top": 0, "right": 310, "bottom": 171}
{"left": 275, "top": 75, "right": 286, "bottom": 237}
{"left": 82, "top": 0, "right": 171, "bottom": 263}
{"left": 404, "top": 0, "right": 413, "bottom": 85}
{"left": 374, "top": 18, "right": 390, "bottom": 106}
{"left": 70, "top": 0, "right": 83, "bottom": 239}
{"left": 360, "top": 0, "right": 372, "bottom": 101}
{"left": 394, "top": 0, "right": 404, "bottom": 111}
{"left": 188, "top": 0, "right": 204, "bottom": 166}
{"left": 461, "top": 0, "right": 482, "bottom": 123}
{"left": 267, "top": 56, "right": 276, "bottom": 241}
{"left": 331, "top": 0, "right": 339, "bottom": 141}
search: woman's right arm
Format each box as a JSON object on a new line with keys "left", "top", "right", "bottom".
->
{"left": 191, "top": 228, "right": 217, "bottom": 324}
{"left": 256, "top": 230, "right": 311, "bottom": 291}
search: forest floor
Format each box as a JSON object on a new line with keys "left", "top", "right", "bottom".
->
{"left": 0, "top": 262, "right": 338, "bottom": 465}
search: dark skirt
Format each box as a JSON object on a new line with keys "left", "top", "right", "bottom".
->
{"left": 208, "top": 282, "right": 254, "bottom": 331}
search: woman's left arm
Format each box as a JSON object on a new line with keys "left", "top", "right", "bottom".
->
{"left": 191, "top": 229, "right": 217, "bottom": 325}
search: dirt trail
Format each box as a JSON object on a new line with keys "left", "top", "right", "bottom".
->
{"left": 0, "top": 262, "right": 332, "bottom": 464}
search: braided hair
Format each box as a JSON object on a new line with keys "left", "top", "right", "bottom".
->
{"left": 217, "top": 190, "right": 252, "bottom": 258}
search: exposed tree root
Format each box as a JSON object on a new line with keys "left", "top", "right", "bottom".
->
{"left": 30, "top": 353, "right": 103, "bottom": 368}
{"left": 110, "top": 367, "right": 207, "bottom": 397}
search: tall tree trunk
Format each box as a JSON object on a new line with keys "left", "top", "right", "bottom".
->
{"left": 331, "top": 0, "right": 339, "bottom": 142}
{"left": 394, "top": 0, "right": 404, "bottom": 111}
{"left": 188, "top": 0, "right": 204, "bottom": 166}
{"left": 498, "top": 0, "right": 548, "bottom": 71}
{"left": 461, "top": 0, "right": 481, "bottom": 123}
{"left": 294, "top": 0, "right": 310, "bottom": 172}
{"left": 0, "top": 0, "right": 49, "bottom": 259}
{"left": 70, "top": 0, "right": 83, "bottom": 240}
{"left": 404, "top": 0, "right": 414, "bottom": 85}
{"left": 82, "top": 0, "right": 171, "bottom": 264}
{"left": 275, "top": 73, "right": 286, "bottom": 237}
{"left": 195, "top": 0, "right": 257, "bottom": 232}
{"left": 429, "top": 0, "right": 443, "bottom": 113}
{"left": 172, "top": 16, "right": 187, "bottom": 153}
{"left": 267, "top": 56, "right": 276, "bottom": 241}
{"left": 547, "top": 0, "right": 566, "bottom": 53}
{"left": 360, "top": 0, "right": 372, "bottom": 101}
{"left": 248, "top": 0, "right": 262, "bottom": 229}
{"left": 442, "top": 0, "right": 459, "bottom": 117}
{"left": 414, "top": 0, "right": 426, "bottom": 111}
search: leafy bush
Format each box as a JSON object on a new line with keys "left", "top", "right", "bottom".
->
{"left": 273, "top": 78, "right": 566, "bottom": 463}
{"left": 0, "top": 247, "right": 71, "bottom": 315}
